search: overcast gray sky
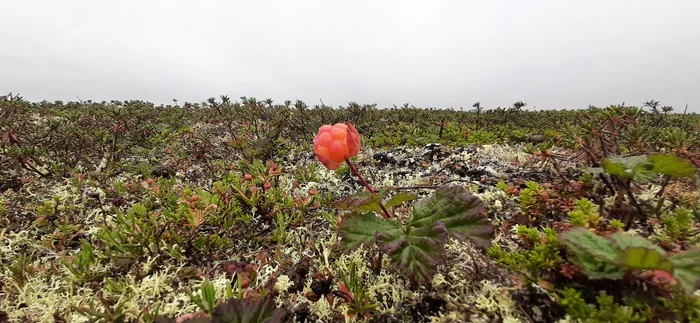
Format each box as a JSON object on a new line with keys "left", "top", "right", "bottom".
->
{"left": 1, "top": 1, "right": 699, "bottom": 111}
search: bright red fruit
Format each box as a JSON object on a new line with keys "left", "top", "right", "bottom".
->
{"left": 313, "top": 122, "right": 361, "bottom": 170}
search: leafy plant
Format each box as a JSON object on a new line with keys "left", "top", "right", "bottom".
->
{"left": 171, "top": 295, "right": 286, "bottom": 323}
{"left": 666, "top": 248, "right": 700, "bottom": 294}
{"left": 560, "top": 228, "right": 700, "bottom": 292}
{"left": 558, "top": 288, "right": 653, "bottom": 323}
{"left": 589, "top": 153, "right": 698, "bottom": 228}
{"left": 488, "top": 226, "right": 563, "bottom": 282}
{"left": 61, "top": 239, "right": 97, "bottom": 281}
{"left": 567, "top": 198, "right": 601, "bottom": 228}
{"left": 189, "top": 279, "right": 219, "bottom": 315}
{"left": 338, "top": 261, "right": 377, "bottom": 318}
{"left": 339, "top": 185, "right": 493, "bottom": 283}
{"left": 655, "top": 208, "right": 699, "bottom": 246}
{"left": 660, "top": 286, "right": 700, "bottom": 322}
{"left": 601, "top": 154, "right": 697, "bottom": 184}
{"left": 6, "top": 253, "right": 35, "bottom": 287}
{"left": 516, "top": 181, "right": 550, "bottom": 218}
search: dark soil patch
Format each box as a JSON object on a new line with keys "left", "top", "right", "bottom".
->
{"left": 405, "top": 294, "right": 447, "bottom": 322}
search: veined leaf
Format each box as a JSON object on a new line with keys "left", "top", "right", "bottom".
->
{"left": 333, "top": 187, "right": 414, "bottom": 214}
{"left": 609, "top": 232, "right": 672, "bottom": 271}
{"left": 610, "top": 231, "right": 666, "bottom": 253}
{"left": 669, "top": 248, "right": 700, "bottom": 294}
{"left": 378, "top": 222, "right": 449, "bottom": 284}
{"left": 562, "top": 229, "right": 700, "bottom": 292}
{"left": 409, "top": 185, "right": 493, "bottom": 248}
{"left": 341, "top": 185, "right": 493, "bottom": 284}
{"left": 560, "top": 229, "right": 625, "bottom": 279}
{"left": 560, "top": 228, "right": 618, "bottom": 264}
{"left": 648, "top": 154, "right": 697, "bottom": 180}
{"left": 340, "top": 212, "right": 402, "bottom": 250}
{"left": 577, "top": 255, "right": 626, "bottom": 280}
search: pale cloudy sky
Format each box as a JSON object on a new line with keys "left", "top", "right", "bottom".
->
{"left": 1, "top": 1, "right": 698, "bottom": 111}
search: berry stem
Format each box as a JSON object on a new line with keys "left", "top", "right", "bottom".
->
{"left": 345, "top": 158, "right": 391, "bottom": 218}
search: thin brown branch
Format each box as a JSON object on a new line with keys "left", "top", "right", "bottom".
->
{"left": 345, "top": 158, "right": 391, "bottom": 218}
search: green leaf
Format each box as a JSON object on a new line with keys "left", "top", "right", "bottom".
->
{"left": 608, "top": 232, "right": 672, "bottom": 270}
{"left": 378, "top": 222, "right": 449, "bottom": 284}
{"left": 560, "top": 229, "right": 617, "bottom": 263}
{"left": 384, "top": 192, "right": 418, "bottom": 209}
{"left": 560, "top": 228, "right": 625, "bottom": 279}
{"left": 561, "top": 229, "right": 698, "bottom": 287}
{"left": 609, "top": 231, "right": 665, "bottom": 252}
{"left": 602, "top": 156, "right": 640, "bottom": 180}
{"left": 602, "top": 155, "right": 656, "bottom": 183}
{"left": 200, "top": 279, "right": 218, "bottom": 314}
{"left": 669, "top": 248, "right": 700, "bottom": 294}
{"left": 334, "top": 188, "right": 417, "bottom": 214}
{"left": 341, "top": 185, "right": 493, "bottom": 284}
{"left": 409, "top": 185, "right": 493, "bottom": 248}
{"left": 574, "top": 253, "right": 626, "bottom": 280}
{"left": 620, "top": 247, "right": 672, "bottom": 272}
{"left": 332, "top": 191, "right": 382, "bottom": 213}
{"left": 648, "top": 154, "right": 697, "bottom": 180}
{"left": 339, "top": 212, "right": 402, "bottom": 250}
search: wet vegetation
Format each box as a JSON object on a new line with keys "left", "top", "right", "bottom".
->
{"left": 1, "top": 93, "right": 699, "bottom": 322}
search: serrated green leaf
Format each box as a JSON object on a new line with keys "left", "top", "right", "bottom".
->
{"left": 561, "top": 229, "right": 699, "bottom": 285}
{"left": 576, "top": 253, "right": 626, "bottom": 280}
{"left": 409, "top": 185, "right": 493, "bottom": 248}
{"left": 559, "top": 229, "right": 624, "bottom": 279}
{"left": 378, "top": 222, "right": 449, "bottom": 284}
{"left": 384, "top": 192, "right": 417, "bottom": 209}
{"left": 631, "top": 165, "right": 656, "bottom": 183}
{"left": 669, "top": 248, "right": 700, "bottom": 294}
{"left": 340, "top": 212, "right": 402, "bottom": 250}
{"left": 560, "top": 229, "right": 618, "bottom": 263}
{"left": 341, "top": 186, "right": 493, "bottom": 284}
{"left": 648, "top": 154, "right": 697, "bottom": 180}
{"left": 559, "top": 228, "right": 622, "bottom": 278}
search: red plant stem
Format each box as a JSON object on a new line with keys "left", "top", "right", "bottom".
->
{"left": 345, "top": 158, "right": 391, "bottom": 218}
